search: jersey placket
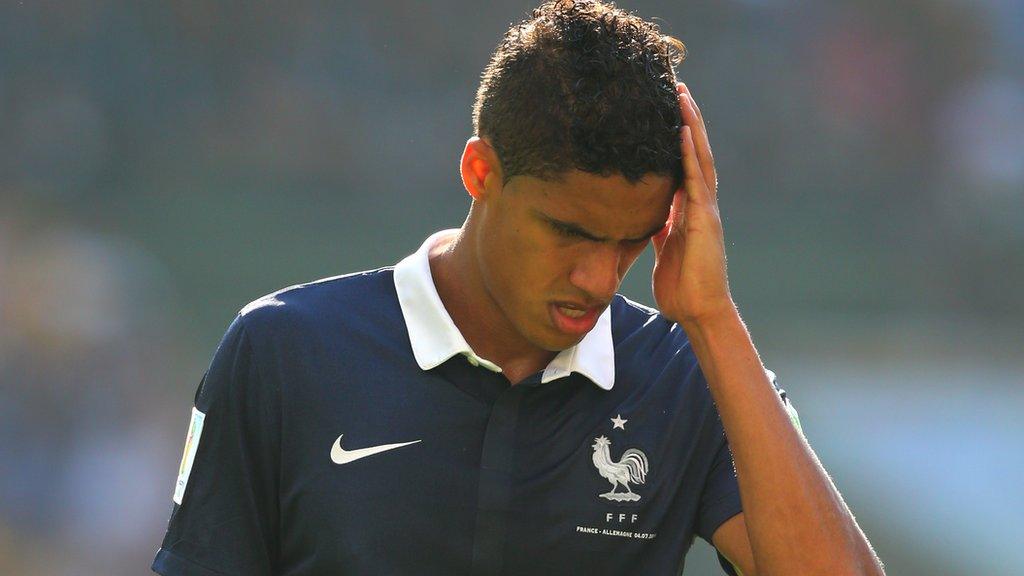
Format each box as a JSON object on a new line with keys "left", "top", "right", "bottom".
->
{"left": 469, "top": 372, "right": 542, "bottom": 576}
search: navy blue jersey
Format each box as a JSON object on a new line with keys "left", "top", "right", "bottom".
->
{"left": 152, "top": 231, "right": 799, "bottom": 576}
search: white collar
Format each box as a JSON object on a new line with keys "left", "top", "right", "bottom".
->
{"left": 393, "top": 229, "right": 615, "bottom": 390}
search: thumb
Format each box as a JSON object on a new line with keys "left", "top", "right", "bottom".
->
{"left": 652, "top": 221, "right": 670, "bottom": 255}
{"left": 653, "top": 188, "right": 685, "bottom": 255}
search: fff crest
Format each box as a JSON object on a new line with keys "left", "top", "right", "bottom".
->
{"left": 591, "top": 435, "right": 649, "bottom": 502}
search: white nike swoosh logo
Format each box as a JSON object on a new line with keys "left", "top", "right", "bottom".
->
{"left": 330, "top": 434, "right": 421, "bottom": 465}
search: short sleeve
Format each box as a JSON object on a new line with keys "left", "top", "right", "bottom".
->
{"left": 695, "top": 435, "right": 743, "bottom": 575}
{"left": 695, "top": 368, "right": 801, "bottom": 575}
{"left": 152, "top": 315, "right": 281, "bottom": 576}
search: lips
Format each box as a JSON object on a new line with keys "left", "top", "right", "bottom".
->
{"left": 549, "top": 301, "right": 602, "bottom": 335}
{"left": 556, "top": 304, "right": 589, "bottom": 318}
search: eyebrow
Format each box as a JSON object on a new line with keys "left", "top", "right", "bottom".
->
{"left": 534, "top": 210, "right": 665, "bottom": 243}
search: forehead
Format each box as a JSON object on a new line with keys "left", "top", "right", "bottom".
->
{"left": 510, "top": 169, "right": 675, "bottom": 234}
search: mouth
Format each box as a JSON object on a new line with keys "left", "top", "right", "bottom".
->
{"left": 549, "top": 301, "right": 603, "bottom": 336}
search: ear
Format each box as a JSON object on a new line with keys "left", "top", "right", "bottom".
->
{"left": 460, "top": 137, "right": 503, "bottom": 201}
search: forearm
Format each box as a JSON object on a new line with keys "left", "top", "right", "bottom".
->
{"left": 682, "top": 305, "right": 883, "bottom": 576}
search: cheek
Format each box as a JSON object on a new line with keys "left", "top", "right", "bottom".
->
{"left": 513, "top": 249, "right": 570, "bottom": 296}
{"left": 505, "top": 249, "right": 576, "bottom": 307}
{"left": 482, "top": 230, "right": 549, "bottom": 299}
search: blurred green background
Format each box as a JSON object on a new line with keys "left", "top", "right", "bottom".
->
{"left": 1, "top": 1, "right": 1021, "bottom": 574}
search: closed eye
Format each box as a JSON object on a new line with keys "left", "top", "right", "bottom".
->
{"left": 536, "top": 210, "right": 662, "bottom": 244}
{"left": 553, "top": 223, "right": 588, "bottom": 239}
{"left": 552, "top": 217, "right": 598, "bottom": 239}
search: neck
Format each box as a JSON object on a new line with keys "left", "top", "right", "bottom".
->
{"left": 428, "top": 223, "right": 557, "bottom": 383}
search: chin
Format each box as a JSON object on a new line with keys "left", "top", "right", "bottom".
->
{"left": 534, "top": 327, "right": 585, "bottom": 352}
{"left": 516, "top": 307, "right": 583, "bottom": 352}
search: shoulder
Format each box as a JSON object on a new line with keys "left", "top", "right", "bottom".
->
{"left": 609, "top": 294, "right": 703, "bottom": 390}
{"left": 609, "top": 293, "right": 690, "bottom": 350}
{"left": 224, "top": 266, "right": 408, "bottom": 363}
{"left": 236, "top": 266, "right": 397, "bottom": 334}
{"left": 610, "top": 294, "right": 664, "bottom": 325}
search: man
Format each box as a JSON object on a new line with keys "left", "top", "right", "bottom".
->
{"left": 153, "top": 1, "right": 884, "bottom": 574}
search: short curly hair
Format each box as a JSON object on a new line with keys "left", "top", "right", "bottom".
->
{"left": 473, "top": 0, "right": 686, "bottom": 186}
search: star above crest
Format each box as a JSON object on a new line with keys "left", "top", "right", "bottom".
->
{"left": 611, "top": 414, "right": 627, "bottom": 430}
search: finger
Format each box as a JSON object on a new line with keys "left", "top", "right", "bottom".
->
{"left": 682, "top": 86, "right": 719, "bottom": 200}
{"left": 678, "top": 83, "right": 709, "bottom": 144}
{"left": 678, "top": 91, "right": 716, "bottom": 194}
{"left": 676, "top": 86, "right": 717, "bottom": 198}
{"left": 680, "top": 125, "right": 708, "bottom": 205}
{"left": 679, "top": 83, "right": 705, "bottom": 126}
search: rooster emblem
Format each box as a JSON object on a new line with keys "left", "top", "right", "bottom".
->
{"left": 591, "top": 436, "right": 649, "bottom": 502}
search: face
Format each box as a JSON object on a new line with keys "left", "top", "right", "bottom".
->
{"left": 473, "top": 169, "right": 675, "bottom": 352}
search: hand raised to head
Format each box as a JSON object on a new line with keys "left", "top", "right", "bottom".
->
{"left": 651, "top": 83, "right": 734, "bottom": 326}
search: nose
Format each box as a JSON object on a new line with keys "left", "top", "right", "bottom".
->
{"left": 568, "top": 243, "right": 623, "bottom": 303}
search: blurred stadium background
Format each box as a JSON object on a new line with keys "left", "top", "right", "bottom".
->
{"left": 1, "top": 1, "right": 1021, "bottom": 574}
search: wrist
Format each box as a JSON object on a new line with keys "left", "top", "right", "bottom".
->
{"left": 674, "top": 299, "right": 740, "bottom": 332}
